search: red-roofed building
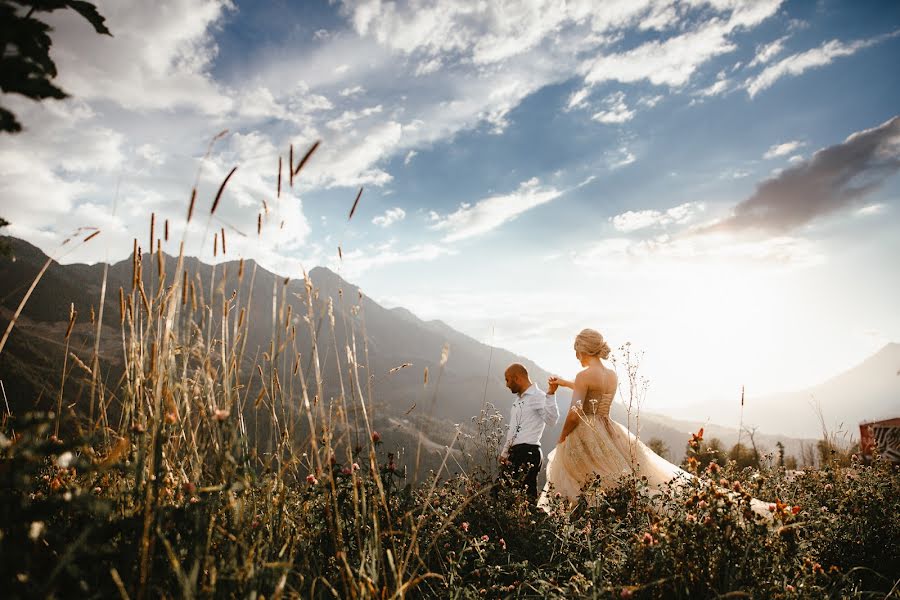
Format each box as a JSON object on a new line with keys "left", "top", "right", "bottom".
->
{"left": 860, "top": 418, "right": 900, "bottom": 464}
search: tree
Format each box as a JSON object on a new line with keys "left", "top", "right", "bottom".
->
{"left": 1, "top": 0, "right": 111, "bottom": 133}
{"left": 728, "top": 442, "right": 758, "bottom": 469}
{"left": 647, "top": 437, "right": 669, "bottom": 460}
{"left": 776, "top": 441, "right": 785, "bottom": 467}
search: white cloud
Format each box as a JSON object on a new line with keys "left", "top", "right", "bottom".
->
{"left": 591, "top": 91, "right": 635, "bottom": 124}
{"left": 748, "top": 35, "right": 788, "bottom": 67}
{"left": 46, "top": 0, "right": 234, "bottom": 114}
{"left": 581, "top": 2, "right": 782, "bottom": 89}
{"left": 763, "top": 140, "right": 804, "bottom": 159}
{"left": 404, "top": 150, "right": 418, "bottom": 165}
{"left": 745, "top": 33, "right": 896, "bottom": 97}
{"left": 610, "top": 202, "right": 705, "bottom": 232}
{"left": 566, "top": 86, "right": 591, "bottom": 111}
{"left": 697, "top": 78, "right": 730, "bottom": 96}
{"left": 608, "top": 147, "right": 637, "bottom": 169}
{"left": 856, "top": 203, "right": 886, "bottom": 217}
{"left": 430, "top": 178, "right": 562, "bottom": 242}
{"left": 575, "top": 232, "right": 824, "bottom": 271}
{"left": 339, "top": 85, "right": 365, "bottom": 97}
{"left": 331, "top": 242, "right": 454, "bottom": 277}
{"left": 326, "top": 105, "right": 384, "bottom": 131}
{"left": 372, "top": 207, "right": 407, "bottom": 227}
{"left": 637, "top": 94, "right": 664, "bottom": 108}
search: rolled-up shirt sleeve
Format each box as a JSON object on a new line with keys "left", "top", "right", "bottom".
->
{"left": 528, "top": 391, "right": 559, "bottom": 426}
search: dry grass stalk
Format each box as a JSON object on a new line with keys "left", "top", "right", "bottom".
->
{"left": 289, "top": 144, "right": 294, "bottom": 187}
{"left": 277, "top": 156, "right": 282, "bottom": 198}
{"left": 211, "top": 167, "right": 238, "bottom": 216}
{"left": 187, "top": 189, "right": 196, "bottom": 223}
{"left": 293, "top": 140, "right": 320, "bottom": 176}
{"left": 348, "top": 187, "right": 363, "bottom": 221}
{"left": 220, "top": 228, "right": 226, "bottom": 255}
{"left": 149, "top": 213, "right": 155, "bottom": 253}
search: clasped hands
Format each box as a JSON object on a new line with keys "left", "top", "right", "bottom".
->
{"left": 547, "top": 376, "right": 573, "bottom": 395}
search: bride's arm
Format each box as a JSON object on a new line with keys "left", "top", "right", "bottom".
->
{"left": 557, "top": 373, "right": 588, "bottom": 444}
{"left": 549, "top": 376, "right": 575, "bottom": 389}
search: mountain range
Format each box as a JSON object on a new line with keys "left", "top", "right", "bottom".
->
{"left": 3, "top": 236, "right": 894, "bottom": 465}
{"left": 684, "top": 343, "right": 900, "bottom": 439}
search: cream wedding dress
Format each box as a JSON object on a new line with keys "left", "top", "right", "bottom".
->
{"left": 539, "top": 386, "right": 773, "bottom": 518}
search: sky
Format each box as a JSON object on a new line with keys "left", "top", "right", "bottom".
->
{"left": 1, "top": 0, "right": 899, "bottom": 419}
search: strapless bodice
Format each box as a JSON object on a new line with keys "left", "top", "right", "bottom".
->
{"left": 581, "top": 390, "right": 614, "bottom": 417}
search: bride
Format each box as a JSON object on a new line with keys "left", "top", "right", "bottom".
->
{"left": 538, "top": 328, "right": 772, "bottom": 518}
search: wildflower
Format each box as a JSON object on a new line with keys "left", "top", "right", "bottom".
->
{"left": 306, "top": 474, "right": 318, "bottom": 485}
{"left": 341, "top": 467, "right": 352, "bottom": 476}
{"left": 499, "top": 538, "right": 506, "bottom": 550}
{"left": 56, "top": 451, "right": 74, "bottom": 468}
{"left": 29, "top": 522, "right": 45, "bottom": 541}
{"left": 351, "top": 462, "right": 360, "bottom": 472}
{"left": 213, "top": 408, "right": 229, "bottom": 421}
{"left": 791, "top": 505, "right": 801, "bottom": 515}
{"left": 183, "top": 482, "right": 196, "bottom": 495}
{"left": 642, "top": 532, "right": 654, "bottom": 545}
{"left": 786, "top": 584, "right": 795, "bottom": 592}
{"left": 93, "top": 487, "right": 102, "bottom": 495}
{"left": 698, "top": 500, "right": 708, "bottom": 509}
{"left": 481, "top": 535, "right": 489, "bottom": 542}
{"left": 768, "top": 504, "right": 776, "bottom": 512}
{"left": 620, "top": 587, "right": 634, "bottom": 598}
{"left": 372, "top": 431, "right": 382, "bottom": 443}
{"left": 461, "top": 522, "right": 469, "bottom": 532}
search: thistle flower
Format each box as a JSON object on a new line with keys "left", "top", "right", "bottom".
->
{"left": 306, "top": 474, "right": 318, "bottom": 485}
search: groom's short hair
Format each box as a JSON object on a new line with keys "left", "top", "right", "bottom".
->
{"left": 505, "top": 363, "right": 528, "bottom": 379}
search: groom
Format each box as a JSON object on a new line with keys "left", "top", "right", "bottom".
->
{"left": 497, "top": 363, "right": 560, "bottom": 501}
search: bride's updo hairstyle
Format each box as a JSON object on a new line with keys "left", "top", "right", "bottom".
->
{"left": 574, "top": 328, "right": 611, "bottom": 360}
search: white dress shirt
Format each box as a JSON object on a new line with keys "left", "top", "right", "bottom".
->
{"left": 500, "top": 383, "right": 560, "bottom": 458}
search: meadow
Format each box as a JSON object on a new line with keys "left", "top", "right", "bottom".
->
{"left": 1, "top": 147, "right": 898, "bottom": 599}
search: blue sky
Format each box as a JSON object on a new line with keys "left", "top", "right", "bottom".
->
{"left": 2, "top": 0, "right": 899, "bottom": 423}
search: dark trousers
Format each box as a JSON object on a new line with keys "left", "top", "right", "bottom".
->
{"left": 499, "top": 444, "right": 542, "bottom": 501}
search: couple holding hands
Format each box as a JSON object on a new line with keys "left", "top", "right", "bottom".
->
{"left": 498, "top": 328, "right": 771, "bottom": 517}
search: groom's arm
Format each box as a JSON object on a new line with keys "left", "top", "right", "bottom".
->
{"left": 528, "top": 390, "right": 560, "bottom": 426}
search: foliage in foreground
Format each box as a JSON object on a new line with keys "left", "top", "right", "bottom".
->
{"left": 1, "top": 411, "right": 898, "bottom": 599}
